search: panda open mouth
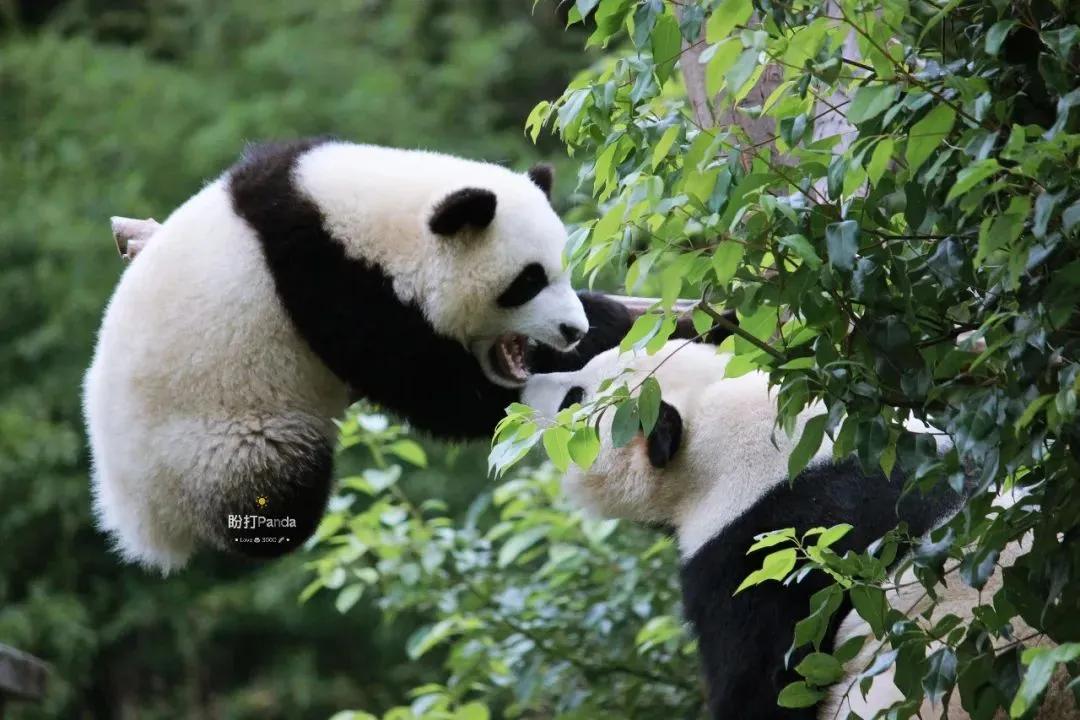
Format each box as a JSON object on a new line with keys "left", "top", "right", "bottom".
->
{"left": 489, "top": 333, "right": 532, "bottom": 384}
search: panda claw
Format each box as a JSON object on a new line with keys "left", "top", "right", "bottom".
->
{"left": 111, "top": 216, "right": 162, "bottom": 261}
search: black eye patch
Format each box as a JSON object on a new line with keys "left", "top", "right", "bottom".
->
{"left": 559, "top": 386, "right": 584, "bottom": 411}
{"left": 497, "top": 263, "right": 548, "bottom": 308}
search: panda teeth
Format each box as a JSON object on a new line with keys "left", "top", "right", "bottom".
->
{"left": 498, "top": 336, "right": 529, "bottom": 382}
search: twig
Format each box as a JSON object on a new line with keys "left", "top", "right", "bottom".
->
{"left": 697, "top": 301, "right": 786, "bottom": 361}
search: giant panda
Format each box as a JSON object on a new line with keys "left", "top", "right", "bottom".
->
{"left": 84, "top": 138, "right": 603, "bottom": 573}
{"left": 522, "top": 342, "right": 983, "bottom": 719}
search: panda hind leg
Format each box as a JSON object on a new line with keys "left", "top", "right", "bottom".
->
{"left": 192, "top": 414, "right": 336, "bottom": 560}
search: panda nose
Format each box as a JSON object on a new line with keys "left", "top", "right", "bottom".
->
{"left": 559, "top": 323, "right": 584, "bottom": 345}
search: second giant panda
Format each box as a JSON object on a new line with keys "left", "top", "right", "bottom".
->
{"left": 522, "top": 343, "right": 972, "bottom": 719}
{"left": 84, "top": 139, "right": 601, "bottom": 573}
{"left": 526, "top": 344, "right": 1078, "bottom": 718}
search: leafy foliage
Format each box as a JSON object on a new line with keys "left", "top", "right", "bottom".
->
{"left": 311, "top": 406, "right": 699, "bottom": 719}
{"left": 501, "top": 0, "right": 1080, "bottom": 717}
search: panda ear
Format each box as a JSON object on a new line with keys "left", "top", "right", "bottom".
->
{"left": 429, "top": 188, "right": 497, "bottom": 236}
{"left": 645, "top": 401, "right": 683, "bottom": 469}
{"left": 527, "top": 164, "right": 554, "bottom": 199}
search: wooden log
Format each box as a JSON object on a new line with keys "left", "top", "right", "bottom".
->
{"left": 0, "top": 644, "right": 47, "bottom": 706}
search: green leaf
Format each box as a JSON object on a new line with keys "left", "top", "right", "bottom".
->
{"left": 777, "top": 681, "right": 826, "bottom": 708}
{"left": 748, "top": 528, "right": 796, "bottom": 553}
{"left": 906, "top": 104, "right": 956, "bottom": 173}
{"left": 706, "top": 0, "right": 752, "bottom": 42}
{"left": 825, "top": 220, "right": 859, "bottom": 271}
{"left": 568, "top": 426, "right": 601, "bottom": 468}
{"left": 945, "top": 158, "right": 1001, "bottom": 203}
{"left": 986, "top": 19, "right": 1017, "bottom": 54}
{"left": 455, "top": 703, "right": 490, "bottom": 720}
{"left": 498, "top": 525, "right": 550, "bottom": 567}
{"left": 651, "top": 124, "right": 680, "bottom": 169}
{"left": 816, "top": 523, "right": 853, "bottom": 550}
{"left": 524, "top": 101, "right": 550, "bottom": 142}
{"left": 850, "top": 585, "right": 888, "bottom": 637}
{"left": 789, "top": 414, "right": 827, "bottom": 479}
{"left": 735, "top": 548, "right": 797, "bottom": 593}
{"left": 778, "top": 234, "right": 822, "bottom": 269}
{"left": 866, "top": 138, "right": 894, "bottom": 186}
{"left": 1011, "top": 644, "right": 1080, "bottom": 717}
{"left": 726, "top": 48, "right": 760, "bottom": 100}
{"left": 712, "top": 241, "right": 745, "bottom": 284}
{"left": 638, "top": 376, "right": 662, "bottom": 435}
{"left": 1016, "top": 395, "right": 1054, "bottom": 429}
{"left": 335, "top": 584, "right": 364, "bottom": 614}
{"left": 846, "top": 84, "right": 899, "bottom": 124}
{"left": 923, "top": 647, "right": 958, "bottom": 706}
{"left": 834, "top": 634, "right": 867, "bottom": 665}
{"left": 406, "top": 619, "right": 457, "bottom": 659}
{"left": 542, "top": 425, "right": 573, "bottom": 471}
{"left": 796, "top": 652, "right": 845, "bottom": 685}
{"left": 651, "top": 12, "right": 681, "bottom": 83}
{"left": 705, "top": 38, "right": 742, "bottom": 96}
{"left": 611, "top": 397, "right": 640, "bottom": 448}
{"left": 593, "top": 201, "right": 626, "bottom": 243}
{"left": 388, "top": 439, "right": 427, "bottom": 467}
{"left": 621, "top": 313, "right": 663, "bottom": 352}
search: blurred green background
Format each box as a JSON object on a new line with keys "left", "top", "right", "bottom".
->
{"left": 0, "top": 2, "right": 589, "bottom": 717}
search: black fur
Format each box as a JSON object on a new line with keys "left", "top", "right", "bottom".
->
{"left": 497, "top": 262, "right": 548, "bottom": 308}
{"left": 646, "top": 401, "right": 682, "bottom": 468}
{"left": 229, "top": 139, "right": 522, "bottom": 440}
{"left": 527, "top": 163, "right": 554, "bottom": 198}
{"left": 428, "top": 187, "right": 497, "bottom": 236}
{"left": 680, "top": 460, "right": 961, "bottom": 719}
{"left": 559, "top": 386, "right": 584, "bottom": 411}
{"left": 218, "top": 431, "right": 334, "bottom": 559}
{"left": 228, "top": 140, "right": 737, "bottom": 441}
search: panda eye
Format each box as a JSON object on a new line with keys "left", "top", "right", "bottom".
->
{"left": 559, "top": 386, "right": 584, "bottom": 411}
{"left": 497, "top": 263, "right": 548, "bottom": 308}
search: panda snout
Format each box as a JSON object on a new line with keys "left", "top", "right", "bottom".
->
{"left": 559, "top": 323, "right": 584, "bottom": 345}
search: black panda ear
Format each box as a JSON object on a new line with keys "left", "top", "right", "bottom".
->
{"left": 429, "top": 188, "right": 497, "bottom": 236}
{"left": 527, "top": 164, "right": 554, "bottom": 199}
{"left": 646, "top": 401, "right": 683, "bottom": 468}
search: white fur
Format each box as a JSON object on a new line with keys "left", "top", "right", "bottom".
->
{"left": 85, "top": 143, "right": 586, "bottom": 571}
{"left": 523, "top": 341, "right": 826, "bottom": 559}
{"left": 295, "top": 143, "right": 587, "bottom": 378}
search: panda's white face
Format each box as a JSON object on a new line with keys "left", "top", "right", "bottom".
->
{"left": 447, "top": 197, "right": 589, "bottom": 388}
{"left": 294, "top": 142, "right": 589, "bottom": 389}
{"left": 524, "top": 343, "right": 727, "bottom": 527}
{"left": 524, "top": 342, "right": 814, "bottom": 558}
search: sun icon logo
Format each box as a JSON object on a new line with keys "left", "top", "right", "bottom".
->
{"left": 256, "top": 496, "right": 269, "bottom": 509}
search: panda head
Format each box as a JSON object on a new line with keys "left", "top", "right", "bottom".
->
{"left": 523, "top": 342, "right": 720, "bottom": 526}
{"left": 523, "top": 342, "right": 799, "bottom": 554}
{"left": 422, "top": 163, "right": 588, "bottom": 388}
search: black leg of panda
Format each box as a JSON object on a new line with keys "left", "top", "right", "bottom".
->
{"left": 209, "top": 432, "right": 335, "bottom": 559}
{"left": 646, "top": 401, "right": 683, "bottom": 468}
